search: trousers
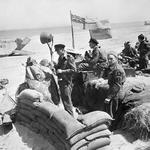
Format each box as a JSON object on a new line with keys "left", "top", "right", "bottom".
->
{"left": 58, "top": 81, "right": 74, "bottom": 116}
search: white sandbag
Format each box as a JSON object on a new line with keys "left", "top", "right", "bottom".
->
{"left": 69, "top": 124, "right": 108, "bottom": 145}
{"left": 71, "top": 139, "right": 88, "bottom": 150}
{"left": 85, "top": 137, "right": 110, "bottom": 150}
{"left": 78, "top": 111, "right": 113, "bottom": 128}
{"left": 17, "top": 89, "right": 43, "bottom": 102}
{"left": 86, "top": 129, "right": 111, "bottom": 141}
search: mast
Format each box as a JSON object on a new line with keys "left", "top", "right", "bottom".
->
{"left": 70, "top": 10, "right": 75, "bottom": 49}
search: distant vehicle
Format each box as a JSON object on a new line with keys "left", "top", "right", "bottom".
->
{"left": 144, "top": 21, "right": 150, "bottom": 25}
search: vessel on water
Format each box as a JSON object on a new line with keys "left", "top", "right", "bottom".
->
{"left": 144, "top": 21, "right": 150, "bottom": 25}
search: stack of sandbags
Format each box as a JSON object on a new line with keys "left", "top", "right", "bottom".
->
{"left": 15, "top": 89, "right": 84, "bottom": 150}
{"left": 15, "top": 89, "right": 112, "bottom": 150}
{"left": 68, "top": 111, "right": 112, "bottom": 150}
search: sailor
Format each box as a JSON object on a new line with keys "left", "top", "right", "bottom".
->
{"left": 137, "top": 34, "right": 150, "bottom": 70}
{"left": 78, "top": 38, "right": 107, "bottom": 76}
{"left": 54, "top": 44, "right": 76, "bottom": 116}
{"left": 119, "top": 41, "right": 138, "bottom": 68}
{"left": 104, "top": 52, "right": 126, "bottom": 119}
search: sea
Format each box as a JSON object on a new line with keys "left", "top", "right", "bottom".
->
{"left": 0, "top": 21, "right": 150, "bottom": 54}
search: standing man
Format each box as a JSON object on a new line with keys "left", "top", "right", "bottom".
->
{"left": 104, "top": 52, "right": 126, "bottom": 119}
{"left": 137, "top": 34, "right": 150, "bottom": 70}
{"left": 54, "top": 44, "right": 76, "bottom": 116}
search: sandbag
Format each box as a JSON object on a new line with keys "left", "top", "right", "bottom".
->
{"left": 17, "top": 89, "right": 43, "bottom": 102}
{"left": 71, "top": 139, "right": 88, "bottom": 150}
{"left": 16, "top": 113, "right": 32, "bottom": 124}
{"left": 78, "top": 111, "right": 112, "bottom": 128}
{"left": 27, "top": 79, "right": 53, "bottom": 103}
{"left": 69, "top": 124, "right": 108, "bottom": 145}
{"left": 86, "top": 137, "right": 110, "bottom": 150}
{"left": 17, "top": 108, "right": 36, "bottom": 121}
{"left": 18, "top": 98, "right": 38, "bottom": 108}
{"left": 33, "top": 101, "right": 85, "bottom": 138}
{"left": 85, "top": 129, "right": 111, "bottom": 141}
{"left": 33, "top": 101, "right": 59, "bottom": 116}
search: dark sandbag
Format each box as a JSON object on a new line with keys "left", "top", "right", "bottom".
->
{"left": 85, "top": 129, "right": 111, "bottom": 141}
{"left": 16, "top": 113, "right": 32, "bottom": 124}
{"left": 30, "top": 121, "right": 48, "bottom": 135}
{"left": 34, "top": 101, "right": 85, "bottom": 138}
{"left": 123, "top": 85, "right": 150, "bottom": 110}
{"left": 17, "top": 108, "right": 36, "bottom": 121}
{"left": 69, "top": 124, "right": 108, "bottom": 145}
{"left": 33, "top": 101, "right": 59, "bottom": 116}
{"left": 78, "top": 111, "right": 112, "bottom": 128}
{"left": 36, "top": 117, "right": 67, "bottom": 142}
{"left": 16, "top": 102, "right": 35, "bottom": 112}
{"left": 17, "top": 98, "right": 37, "bottom": 108}
{"left": 17, "top": 89, "right": 43, "bottom": 102}
{"left": 18, "top": 121, "right": 40, "bottom": 133}
{"left": 86, "top": 137, "right": 110, "bottom": 150}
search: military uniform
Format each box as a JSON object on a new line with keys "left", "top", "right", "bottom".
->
{"left": 120, "top": 47, "right": 138, "bottom": 68}
{"left": 78, "top": 46, "right": 107, "bottom": 74}
{"left": 55, "top": 52, "right": 76, "bottom": 116}
{"left": 138, "top": 40, "right": 150, "bottom": 69}
{"left": 106, "top": 63, "right": 126, "bottom": 119}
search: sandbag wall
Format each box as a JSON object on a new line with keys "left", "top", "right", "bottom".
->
{"left": 15, "top": 89, "right": 112, "bottom": 150}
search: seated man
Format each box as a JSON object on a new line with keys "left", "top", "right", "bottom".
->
{"left": 119, "top": 41, "right": 139, "bottom": 68}
{"left": 78, "top": 38, "right": 107, "bottom": 77}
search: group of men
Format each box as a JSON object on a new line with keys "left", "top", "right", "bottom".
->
{"left": 119, "top": 34, "right": 150, "bottom": 70}
{"left": 53, "top": 37, "right": 127, "bottom": 119}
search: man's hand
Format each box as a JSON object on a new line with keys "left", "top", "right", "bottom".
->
{"left": 104, "top": 98, "right": 111, "bottom": 104}
{"left": 57, "top": 69, "right": 63, "bottom": 74}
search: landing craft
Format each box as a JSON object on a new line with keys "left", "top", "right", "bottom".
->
{"left": 144, "top": 21, "right": 150, "bottom": 25}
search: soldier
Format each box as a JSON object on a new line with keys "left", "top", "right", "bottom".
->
{"left": 54, "top": 44, "right": 76, "bottom": 116}
{"left": 119, "top": 41, "right": 138, "bottom": 68}
{"left": 137, "top": 34, "right": 150, "bottom": 70}
{"left": 104, "top": 52, "right": 126, "bottom": 119}
{"left": 78, "top": 38, "right": 107, "bottom": 76}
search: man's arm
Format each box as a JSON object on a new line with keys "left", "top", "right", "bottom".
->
{"left": 106, "top": 69, "right": 124, "bottom": 100}
{"left": 90, "top": 48, "right": 100, "bottom": 65}
{"left": 57, "top": 55, "right": 76, "bottom": 74}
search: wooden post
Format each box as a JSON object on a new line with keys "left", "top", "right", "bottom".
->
{"left": 70, "top": 10, "right": 75, "bottom": 49}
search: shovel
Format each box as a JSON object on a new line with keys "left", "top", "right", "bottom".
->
{"left": 40, "top": 32, "right": 53, "bottom": 61}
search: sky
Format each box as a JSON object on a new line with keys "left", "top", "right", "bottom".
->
{"left": 0, "top": 0, "right": 150, "bottom": 30}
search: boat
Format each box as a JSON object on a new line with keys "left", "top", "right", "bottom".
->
{"left": 144, "top": 21, "right": 150, "bottom": 25}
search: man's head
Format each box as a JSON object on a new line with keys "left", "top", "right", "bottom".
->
{"left": 138, "top": 34, "right": 145, "bottom": 42}
{"left": 89, "top": 38, "right": 99, "bottom": 49}
{"left": 124, "top": 41, "right": 131, "bottom": 49}
{"left": 107, "top": 52, "right": 118, "bottom": 66}
{"left": 54, "top": 44, "right": 65, "bottom": 56}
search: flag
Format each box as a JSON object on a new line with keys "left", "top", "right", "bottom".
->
{"left": 71, "top": 13, "right": 85, "bottom": 24}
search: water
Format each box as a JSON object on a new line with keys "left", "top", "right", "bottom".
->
{"left": 0, "top": 21, "right": 150, "bottom": 54}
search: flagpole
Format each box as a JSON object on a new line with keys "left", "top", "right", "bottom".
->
{"left": 70, "top": 10, "right": 75, "bottom": 49}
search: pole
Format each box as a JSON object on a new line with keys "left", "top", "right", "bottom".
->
{"left": 70, "top": 10, "right": 75, "bottom": 49}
